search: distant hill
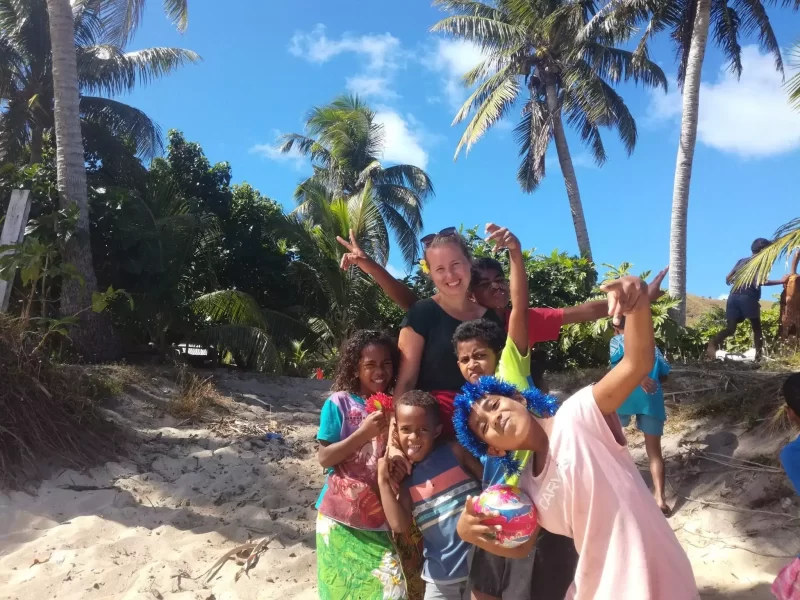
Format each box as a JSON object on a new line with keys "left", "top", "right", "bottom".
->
{"left": 685, "top": 293, "right": 775, "bottom": 326}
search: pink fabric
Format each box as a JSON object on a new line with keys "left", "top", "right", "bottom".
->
{"left": 773, "top": 558, "right": 800, "bottom": 599}
{"left": 518, "top": 386, "right": 699, "bottom": 600}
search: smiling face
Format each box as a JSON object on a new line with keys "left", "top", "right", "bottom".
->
{"left": 396, "top": 404, "right": 442, "bottom": 463}
{"left": 456, "top": 339, "right": 499, "bottom": 384}
{"left": 426, "top": 244, "right": 472, "bottom": 298}
{"left": 357, "top": 343, "right": 394, "bottom": 397}
{"left": 471, "top": 267, "right": 509, "bottom": 310}
{"left": 467, "top": 394, "right": 540, "bottom": 454}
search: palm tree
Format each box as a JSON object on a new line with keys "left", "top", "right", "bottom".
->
{"left": 42, "top": 0, "right": 188, "bottom": 360}
{"left": 0, "top": 0, "right": 199, "bottom": 165}
{"left": 279, "top": 95, "right": 435, "bottom": 267}
{"left": 788, "top": 42, "right": 800, "bottom": 111}
{"left": 590, "top": 0, "right": 785, "bottom": 324}
{"left": 431, "top": 0, "right": 667, "bottom": 260}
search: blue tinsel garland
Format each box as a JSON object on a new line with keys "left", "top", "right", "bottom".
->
{"left": 453, "top": 375, "right": 559, "bottom": 475}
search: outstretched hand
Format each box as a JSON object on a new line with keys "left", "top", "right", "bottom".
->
{"left": 648, "top": 266, "right": 669, "bottom": 301}
{"left": 336, "top": 229, "right": 369, "bottom": 271}
{"left": 600, "top": 275, "right": 649, "bottom": 325}
{"left": 485, "top": 223, "right": 521, "bottom": 253}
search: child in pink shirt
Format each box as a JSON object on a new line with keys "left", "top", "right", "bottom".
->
{"left": 452, "top": 276, "right": 698, "bottom": 600}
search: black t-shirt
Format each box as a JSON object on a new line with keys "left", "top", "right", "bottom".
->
{"left": 730, "top": 257, "right": 761, "bottom": 300}
{"left": 401, "top": 298, "right": 504, "bottom": 392}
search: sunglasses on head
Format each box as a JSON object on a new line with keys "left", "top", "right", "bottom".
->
{"left": 420, "top": 227, "right": 458, "bottom": 248}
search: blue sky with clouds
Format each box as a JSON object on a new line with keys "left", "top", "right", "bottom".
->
{"left": 124, "top": 1, "right": 800, "bottom": 300}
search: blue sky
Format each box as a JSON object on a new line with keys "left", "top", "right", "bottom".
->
{"left": 124, "top": 1, "right": 800, "bottom": 300}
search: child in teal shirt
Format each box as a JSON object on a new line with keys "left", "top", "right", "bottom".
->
{"left": 610, "top": 317, "right": 671, "bottom": 515}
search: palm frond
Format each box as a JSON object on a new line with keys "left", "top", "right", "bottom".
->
{"left": 80, "top": 95, "right": 162, "bottom": 159}
{"left": 514, "top": 97, "right": 552, "bottom": 192}
{"left": 377, "top": 202, "right": 423, "bottom": 266}
{"left": 193, "top": 325, "right": 282, "bottom": 374}
{"left": 192, "top": 289, "right": 308, "bottom": 344}
{"left": 730, "top": 0, "right": 782, "bottom": 74}
{"left": 711, "top": 0, "right": 743, "bottom": 77}
{"left": 453, "top": 66, "right": 520, "bottom": 157}
{"left": 374, "top": 164, "right": 435, "bottom": 200}
{"left": 787, "top": 43, "right": 800, "bottom": 110}
{"left": 733, "top": 219, "right": 800, "bottom": 289}
{"left": 580, "top": 43, "right": 668, "bottom": 89}
{"left": 78, "top": 45, "right": 200, "bottom": 96}
{"left": 93, "top": 0, "right": 188, "bottom": 45}
{"left": 563, "top": 62, "right": 637, "bottom": 155}
{"left": 431, "top": 15, "right": 521, "bottom": 50}
{"left": 347, "top": 186, "right": 390, "bottom": 265}
{"left": 671, "top": 0, "right": 698, "bottom": 88}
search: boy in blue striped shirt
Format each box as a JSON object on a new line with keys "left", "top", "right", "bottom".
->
{"left": 378, "top": 391, "right": 483, "bottom": 600}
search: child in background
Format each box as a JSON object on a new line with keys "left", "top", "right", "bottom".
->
{"left": 315, "top": 330, "right": 407, "bottom": 600}
{"left": 611, "top": 317, "right": 672, "bottom": 515}
{"left": 772, "top": 373, "right": 800, "bottom": 600}
{"left": 453, "top": 276, "right": 698, "bottom": 600}
{"left": 378, "top": 391, "right": 483, "bottom": 600}
{"left": 451, "top": 224, "right": 577, "bottom": 600}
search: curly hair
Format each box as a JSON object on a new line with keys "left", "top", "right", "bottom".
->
{"left": 452, "top": 318, "right": 505, "bottom": 356}
{"left": 395, "top": 390, "right": 440, "bottom": 423}
{"left": 332, "top": 330, "right": 399, "bottom": 394}
{"left": 453, "top": 376, "right": 559, "bottom": 475}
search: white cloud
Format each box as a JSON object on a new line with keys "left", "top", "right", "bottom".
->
{"left": 423, "top": 40, "right": 488, "bottom": 110}
{"left": 289, "top": 24, "right": 400, "bottom": 71}
{"left": 648, "top": 46, "right": 800, "bottom": 158}
{"left": 718, "top": 294, "right": 729, "bottom": 301}
{"left": 345, "top": 75, "right": 398, "bottom": 99}
{"left": 374, "top": 110, "right": 429, "bottom": 169}
{"left": 249, "top": 130, "right": 305, "bottom": 169}
{"left": 289, "top": 24, "right": 404, "bottom": 99}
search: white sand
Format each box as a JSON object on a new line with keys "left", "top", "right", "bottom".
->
{"left": 1, "top": 368, "right": 798, "bottom": 599}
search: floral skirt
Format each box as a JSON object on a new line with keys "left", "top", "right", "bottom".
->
{"left": 773, "top": 557, "right": 800, "bottom": 600}
{"left": 317, "top": 513, "right": 407, "bottom": 600}
{"left": 394, "top": 522, "right": 425, "bottom": 600}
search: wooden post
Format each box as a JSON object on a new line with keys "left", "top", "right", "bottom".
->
{"left": 0, "top": 190, "right": 32, "bottom": 312}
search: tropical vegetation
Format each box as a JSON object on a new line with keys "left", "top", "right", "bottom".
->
{"left": 0, "top": 0, "right": 797, "bottom": 381}
{"left": 432, "top": 0, "right": 667, "bottom": 260}
{"left": 280, "top": 95, "right": 435, "bottom": 267}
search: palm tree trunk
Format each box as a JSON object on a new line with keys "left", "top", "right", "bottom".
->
{"left": 45, "top": 0, "right": 119, "bottom": 361}
{"left": 544, "top": 80, "right": 593, "bottom": 261}
{"left": 669, "top": 0, "right": 711, "bottom": 326}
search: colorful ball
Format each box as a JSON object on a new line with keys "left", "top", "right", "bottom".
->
{"left": 475, "top": 484, "right": 537, "bottom": 548}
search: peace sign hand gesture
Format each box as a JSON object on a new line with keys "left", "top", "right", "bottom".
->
{"left": 336, "top": 229, "right": 370, "bottom": 271}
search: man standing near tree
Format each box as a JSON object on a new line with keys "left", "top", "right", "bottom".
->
{"left": 707, "top": 238, "right": 789, "bottom": 361}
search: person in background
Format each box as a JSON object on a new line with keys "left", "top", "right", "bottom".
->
{"left": 772, "top": 373, "right": 800, "bottom": 600}
{"left": 611, "top": 317, "right": 672, "bottom": 515}
{"left": 315, "top": 330, "right": 406, "bottom": 600}
{"left": 707, "top": 238, "right": 788, "bottom": 361}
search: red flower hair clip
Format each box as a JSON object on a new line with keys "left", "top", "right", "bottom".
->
{"left": 366, "top": 392, "right": 393, "bottom": 414}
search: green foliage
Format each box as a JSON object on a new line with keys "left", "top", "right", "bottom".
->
{"left": 0, "top": 0, "right": 199, "bottom": 164}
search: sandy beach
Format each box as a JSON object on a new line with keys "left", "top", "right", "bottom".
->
{"left": 0, "top": 367, "right": 797, "bottom": 599}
